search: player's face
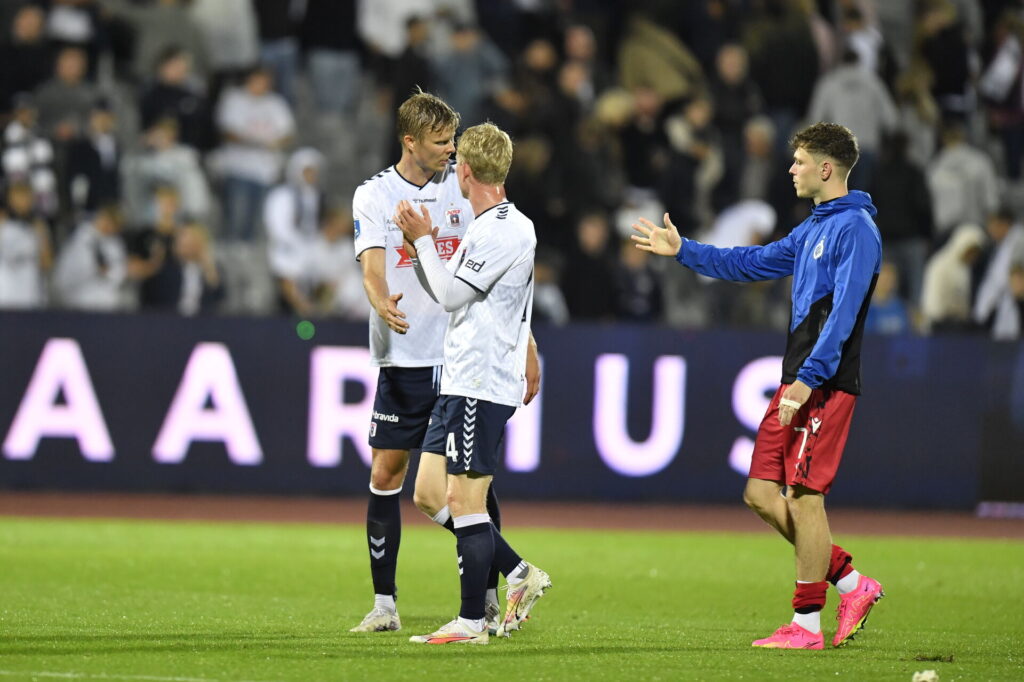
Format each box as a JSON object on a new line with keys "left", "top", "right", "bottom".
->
{"left": 789, "top": 146, "right": 821, "bottom": 200}
{"left": 412, "top": 127, "right": 456, "bottom": 175}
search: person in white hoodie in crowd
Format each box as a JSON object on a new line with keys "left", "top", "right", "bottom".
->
{"left": 54, "top": 204, "right": 128, "bottom": 311}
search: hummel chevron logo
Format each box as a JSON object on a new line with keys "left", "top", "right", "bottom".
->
{"left": 370, "top": 536, "right": 385, "bottom": 547}
{"left": 810, "top": 417, "right": 822, "bottom": 434}
{"left": 371, "top": 548, "right": 385, "bottom": 559}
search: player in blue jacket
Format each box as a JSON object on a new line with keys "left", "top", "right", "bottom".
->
{"left": 633, "top": 122, "right": 885, "bottom": 650}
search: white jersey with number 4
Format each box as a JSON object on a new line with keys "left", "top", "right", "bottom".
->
{"left": 442, "top": 202, "right": 536, "bottom": 407}
{"left": 353, "top": 163, "right": 471, "bottom": 367}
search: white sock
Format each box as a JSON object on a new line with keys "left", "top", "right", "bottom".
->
{"left": 431, "top": 505, "right": 451, "bottom": 526}
{"left": 792, "top": 611, "right": 821, "bottom": 633}
{"left": 486, "top": 588, "right": 498, "bottom": 607}
{"left": 458, "top": 616, "right": 486, "bottom": 633}
{"left": 374, "top": 594, "right": 396, "bottom": 612}
{"left": 506, "top": 561, "right": 529, "bottom": 586}
{"left": 836, "top": 570, "right": 862, "bottom": 595}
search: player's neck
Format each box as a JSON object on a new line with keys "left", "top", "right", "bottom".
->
{"left": 813, "top": 182, "right": 848, "bottom": 205}
{"left": 395, "top": 154, "right": 434, "bottom": 187}
{"left": 469, "top": 185, "right": 507, "bottom": 217}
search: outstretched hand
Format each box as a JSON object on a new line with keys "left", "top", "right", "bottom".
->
{"left": 378, "top": 292, "right": 409, "bottom": 334}
{"left": 631, "top": 213, "right": 683, "bottom": 257}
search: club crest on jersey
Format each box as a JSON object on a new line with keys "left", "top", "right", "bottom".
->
{"left": 812, "top": 238, "right": 825, "bottom": 260}
{"left": 394, "top": 236, "right": 462, "bottom": 267}
{"left": 446, "top": 208, "right": 462, "bottom": 227}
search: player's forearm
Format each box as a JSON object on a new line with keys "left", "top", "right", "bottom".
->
{"left": 410, "top": 256, "right": 439, "bottom": 303}
{"left": 362, "top": 272, "right": 393, "bottom": 317}
{"left": 414, "top": 235, "right": 476, "bottom": 312}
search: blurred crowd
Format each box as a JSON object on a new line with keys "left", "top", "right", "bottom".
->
{"left": 0, "top": 0, "right": 1022, "bottom": 340}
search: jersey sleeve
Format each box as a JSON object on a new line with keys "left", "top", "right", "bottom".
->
{"left": 352, "top": 186, "right": 385, "bottom": 259}
{"left": 452, "top": 222, "right": 519, "bottom": 292}
{"left": 675, "top": 227, "right": 801, "bottom": 281}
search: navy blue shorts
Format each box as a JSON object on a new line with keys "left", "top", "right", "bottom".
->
{"left": 368, "top": 366, "right": 441, "bottom": 450}
{"left": 422, "top": 395, "right": 516, "bottom": 476}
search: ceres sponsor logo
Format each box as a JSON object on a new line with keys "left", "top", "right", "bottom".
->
{"left": 373, "top": 411, "right": 399, "bottom": 423}
{"left": 395, "top": 236, "right": 461, "bottom": 267}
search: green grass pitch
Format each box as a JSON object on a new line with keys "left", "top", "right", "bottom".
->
{"left": 0, "top": 516, "right": 1021, "bottom": 681}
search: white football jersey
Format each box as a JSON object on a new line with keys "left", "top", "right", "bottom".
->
{"left": 353, "top": 163, "right": 472, "bottom": 367}
{"left": 442, "top": 202, "right": 536, "bottom": 407}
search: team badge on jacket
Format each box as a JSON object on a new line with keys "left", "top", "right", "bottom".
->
{"left": 813, "top": 238, "right": 825, "bottom": 260}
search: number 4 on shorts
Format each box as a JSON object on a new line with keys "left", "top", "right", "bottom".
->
{"left": 446, "top": 432, "right": 458, "bottom": 461}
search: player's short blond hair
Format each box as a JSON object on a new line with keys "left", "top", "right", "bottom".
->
{"left": 396, "top": 88, "right": 460, "bottom": 143}
{"left": 457, "top": 122, "right": 513, "bottom": 186}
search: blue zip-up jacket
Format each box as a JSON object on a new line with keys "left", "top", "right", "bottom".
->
{"left": 676, "top": 190, "right": 882, "bottom": 394}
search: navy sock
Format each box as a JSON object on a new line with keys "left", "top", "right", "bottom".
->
{"left": 486, "top": 484, "right": 501, "bottom": 591}
{"left": 367, "top": 489, "right": 401, "bottom": 598}
{"left": 491, "top": 523, "right": 522, "bottom": 577}
{"left": 455, "top": 519, "right": 493, "bottom": 621}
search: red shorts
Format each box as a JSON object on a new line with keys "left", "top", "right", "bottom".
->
{"left": 748, "top": 384, "right": 857, "bottom": 494}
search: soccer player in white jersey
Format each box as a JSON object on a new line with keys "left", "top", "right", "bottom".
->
{"left": 350, "top": 91, "right": 539, "bottom": 634}
{"left": 395, "top": 122, "right": 551, "bottom": 645}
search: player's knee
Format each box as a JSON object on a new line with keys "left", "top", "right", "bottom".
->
{"left": 413, "top": 487, "right": 442, "bottom": 517}
{"left": 742, "top": 482, "right": 773, "bottom": 513}
{"left": 370, "top": 468, "right": 404, "bottom": 491}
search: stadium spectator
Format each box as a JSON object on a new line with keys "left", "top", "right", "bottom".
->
{"left": 97, "top": 0, "right": 209, "bottom": 85}
{"left": 927, "top": 121, "right": 1000, "bottom": 243}
{"left": 53, "top": 204, "right": 128, "bottom": 311}
{"left": 2, "top": 94, "right": 60, "bottom": 221}
{"left": 433, "top": 22, "right": 509, "bottom": 129}
{"left": 121, "top": 117, "right": 210, "bottom": 226}
{"left": 562, "top": 22, "right": 611, "bottom": 103}
{"left": 252, "top": 0, "right": 300, "bottom": 106}
{"left": 32, "top": 45, "right": 98, "bottom": 141}
{"left": 394, "top": 120, "right": 548, "bottom": 645}
{"left": 867, "top": 131, "right": 933, "bottom": 306}
{"left": 612, "top": 237, "right": 663, "bottom": 323}
{"left": 391, "top": 16, "right": 435, "bottom": 109}
{"left": 139, "top": 46, "right": 210, "bottom": 151}
{"left": 973, "top": 208, "right": 1024, "bottom": 340}
{"left": 264, "top": 147, "right": 325, "bottom": 316}
{"left": 214, "top": 65, "right": 294, "bottom": 242}
{"left": 709, "top": 43, "right": 762, "bottom": 210}
{"left": 979, "top": 10, "right": 1024, "bottom": 180}
{"left": 173, "top": 222, "right": 224, "bottom": 315}
{"left": 865, "top": 261, "right": 911, "bottom": 335}
{"left": 562, "top": 211, "right": 616, "bottom": 322}
{"left": 893, "top": 60, "right": 940, "bottom": 168}
{"left": 838, "top": 4, "right": 885, "bottom": 76}
{"left": 915, "top": 0, "right": 973, "bottom": 120}
{"left": 744, "top": 1, "right": 820, "bottom": 156}
{"left": 189, "top": 0, "right": 259, "bottom": 96}
{"left": 65, "top": 99, "right": 121, "bottom": 218}
{"left": 0, "top": 4, "right": 54, "bottom": 114}
{"left": 921, "top": 222, "right": 987, "bottom": 332}
{"left": 660, "top": 95, "right": 723, "bottom": 235}
{"left": 307, "top": 206, "right": 370, "bottom": 320}
{"left": 531, "top": 247, "right": 569, "bottom": 325}
{"left": 807, "top": 49, "right": 898, "bottom": 190}
{"left": 0, "top": 181, "right": 52, "bottom": 308}
{"left": 633, "top": 122, "right": 885, "bottom": 651}
{"left": 46, "top": 0, "right": 102, "bottom": 75}
{"left": 300, "top": 0, "right": 361, "bottom": 117}
{"left": 126, "top": 184, "right": 184, "bottom": 310}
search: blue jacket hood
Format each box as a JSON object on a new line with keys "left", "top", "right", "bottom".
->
{"left": 811, "top": 190, "right": 877, "bottom": 219}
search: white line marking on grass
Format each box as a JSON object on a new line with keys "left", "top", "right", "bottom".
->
{"left": 0, "top": 671, "right": 275, "bottom": 682}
